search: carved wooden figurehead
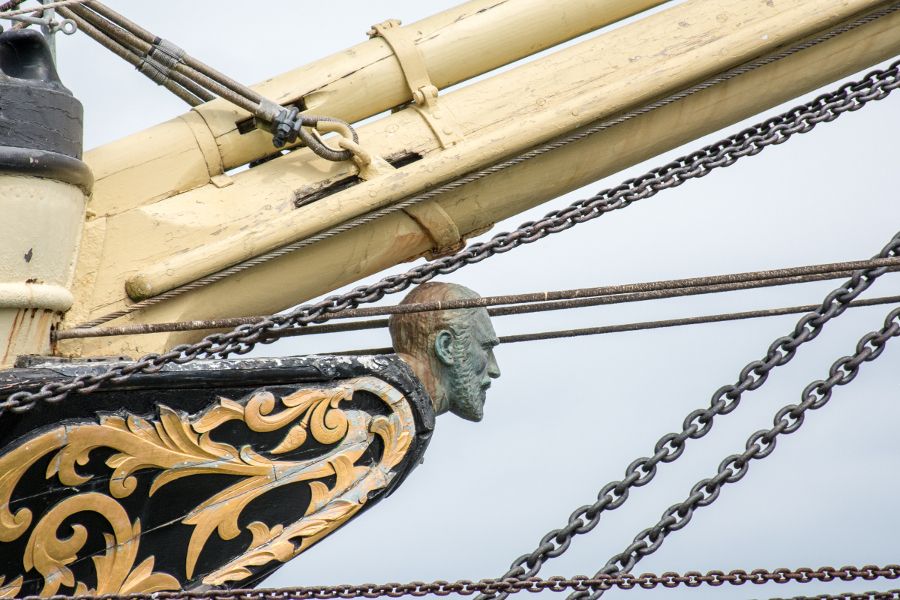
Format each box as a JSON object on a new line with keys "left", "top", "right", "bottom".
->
{"left": 389, "top": 282, "right": 501, "bottom": 422}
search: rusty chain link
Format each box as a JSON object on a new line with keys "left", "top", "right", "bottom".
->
{"left": 770, "top": 591, "right": 900, "bottom": 600}
{"left": 17, "top": 565, "right": 900, "bottom": 600}
{"left": 486, "top": 230, "right": 900, "bottom": 596}
{"left": 579, "top": 303, "right": 900, "bottom": 599}
{"left": 1, "top": 58, "right": 898, "bottom": 418}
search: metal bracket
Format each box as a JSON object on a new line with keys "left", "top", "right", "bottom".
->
{"left": 368, "top": 19, "right": 463, "bottom": 149}
{"left": 4, "top": 1, "right": 77, "bottom": 62}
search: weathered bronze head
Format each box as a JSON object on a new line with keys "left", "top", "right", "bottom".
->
{"left": 389, "top": 282, "right": 501, "bottom": 421}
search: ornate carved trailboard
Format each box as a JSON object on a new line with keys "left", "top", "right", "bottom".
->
{"left": 0, "top": 355, "right": 434, "bottom": 596}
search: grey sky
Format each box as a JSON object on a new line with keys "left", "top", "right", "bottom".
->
{"left": 53, "top": 2, "right": 900, "bottom": 598}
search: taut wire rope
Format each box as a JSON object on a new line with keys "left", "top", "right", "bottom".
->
{"left": 55, "top": 257, "right": 900, "bottom": 340}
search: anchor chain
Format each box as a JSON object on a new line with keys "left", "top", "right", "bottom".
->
{"left": 486, "top": 231, "right": 900, "bottom": 597}
{"left": 15, "top": 565, "right": 900, "bottom": 600}
{"left": 580, "top": 302, "right": 900, "bottom": 599}
{"left": 1, "top": 58, "right": 898, "bottom": 417}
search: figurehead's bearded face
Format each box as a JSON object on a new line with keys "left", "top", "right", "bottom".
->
{"left": 389, "top": 283, "right": 501, "bottom": 421}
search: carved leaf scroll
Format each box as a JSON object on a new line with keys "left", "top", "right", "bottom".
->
{"left": 0, "top": 376, "right": 417, "bottom": 596}
{"left": 0, "top": 576, "right": 22, "bottom": 598}
{"left": 203, "top": 379, "right": 416, "bottom": 586}
{"left": 22, "top": 493, "right": 178, "bottom": 597}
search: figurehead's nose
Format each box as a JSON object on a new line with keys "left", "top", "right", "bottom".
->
{"left": 487, "top": 352, "right": 501, "bottom": 379}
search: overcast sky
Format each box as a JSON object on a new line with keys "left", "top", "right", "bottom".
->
{"left": 52, "top": 2, "right": 900, "bottom": 598}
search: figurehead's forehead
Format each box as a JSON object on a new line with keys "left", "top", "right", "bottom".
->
{"left": 390, "top": 282, "right": 486, "bottom": 354}
{"left": 390, "top": 283, "right": 499, "bottom": 360}
{"left": 400, "top": 281, "right": 480, "bottom": 304}
{"left": 467, "top": 308, "right": 499, "bottom": 346}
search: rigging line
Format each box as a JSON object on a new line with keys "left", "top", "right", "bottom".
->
{"left": 321, "top": 293, "right": 900, "bottom": 356}
{"left": 0, "top": 0, "right": 88, "bottom": 18}
{"left": 63, "top": 4, "right": 149, "bottom": 53}
{"left": 57, "top": 8, "right": 211, "bottom": 106}
{"left": 78, "top": 0, "right": 152, "bottom": 43}
{"left": 501, "top": 294, "right": 900, "bottom": 343}
{"left": 59, "top": 4, "right": 254, "bottom": 111}
{"left": 73, "top": 1, "right": 900, "bottom": 330}
{"left": 82, "top": 0, "right": 266, "bottom": 106}
{"left": 0, "top": 0, "right": 26, "bottom": 12}
{"left": 55, "top": 258, "right": 900, "bottom": 340}
{"left": 290, "top": 258, "right": 900, "bottom": 319}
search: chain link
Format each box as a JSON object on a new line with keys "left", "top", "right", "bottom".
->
{"left": 486, "top": 229, "right": 900, "bottom": 596}
{"left": 770, "top": 590, "right": 900, "bottom": 600}
{"left": 581, "top": 304, "right": 900, "bottom": 599}
{"left": 2, "top": 58, "right": 898, "bottom": 418}
{"left": 17, "top": 565, "right": 900, "bottom": 600}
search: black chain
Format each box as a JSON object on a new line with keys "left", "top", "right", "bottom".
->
{"left": 583, "top": 303, "right": 900, "bottom": 599}
{"left": 2, "top": 58, "right": 898, "bottom": 418}
{"left": 18, "top": 565, "right": 900, "bottom": 600}
{"left": 486, "top": 232, "right": 900, "bottom": 596}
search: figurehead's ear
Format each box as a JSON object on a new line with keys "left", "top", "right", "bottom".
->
{"left": 434, "top": 330, "right": 454, "bottom": 366}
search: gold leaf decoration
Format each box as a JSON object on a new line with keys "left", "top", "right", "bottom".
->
{"left": 203, "top": 378, "right": 416, "bottom": 586}
{"left": 0, "top": 576, "right": 22, "bottom": 598}
{"left": 0, "top": 429, "right": 67, "bottom": 542}
{"left": 22, "top": 493, "right": 178, "bottom": 597}
{"left": 0, "top": 375, "right": 417, "bottom": 595}
{"left": 181, "top": 412, "right": 371, "bottom": 579}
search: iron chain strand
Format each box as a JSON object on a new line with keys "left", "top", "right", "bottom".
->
{"left": 489, "top": 227, "right": 900, "bottom": 595}
{"left": 2, "top": 58, "right": 898, "bottom": 418}
{"left": 585, "top": 305, "right": 900, "bottom": 599}
{"left": 15, "top": 566, "right": 900, "bottom": 600}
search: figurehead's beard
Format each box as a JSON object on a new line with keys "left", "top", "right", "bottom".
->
{"left": 447, "top": 327, "right": 485, "bottom": 422}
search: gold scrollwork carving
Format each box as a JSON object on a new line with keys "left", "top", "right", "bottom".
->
{"left": 0, "top": 575, "right": 23, "bottom": 598}
{"left": 0, "top": 376, "right": 417, "bottom": 595}
{"left": 23, "top": 493, "right": 178, "bottom": 596}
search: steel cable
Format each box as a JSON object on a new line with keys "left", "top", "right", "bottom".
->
{"left": 0, "top": 0, "right": 26, "bottom": 13}
{"left": 56, "top": 7, "right": 211, "bottom": 105}
{"left": 0, "top": 0, "right": 89, "bottom": 17}
{"left": 82, "top": 0, "right": 266, "bottom": 106}
{"left": 59, "top": 4, "right": 257, "bottom": 112}
{"left": 54, "top": 0, "right": 359, "bottom": 157}
{"left": 55, "top": 257, "right": 900, "bottom": 340}
{"left": 319, "top": 293, "right": 900, "bottom": 356}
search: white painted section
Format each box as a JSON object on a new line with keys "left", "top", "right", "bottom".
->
{"left": 0, "top": 175, "right": 87, "bottom": 366}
